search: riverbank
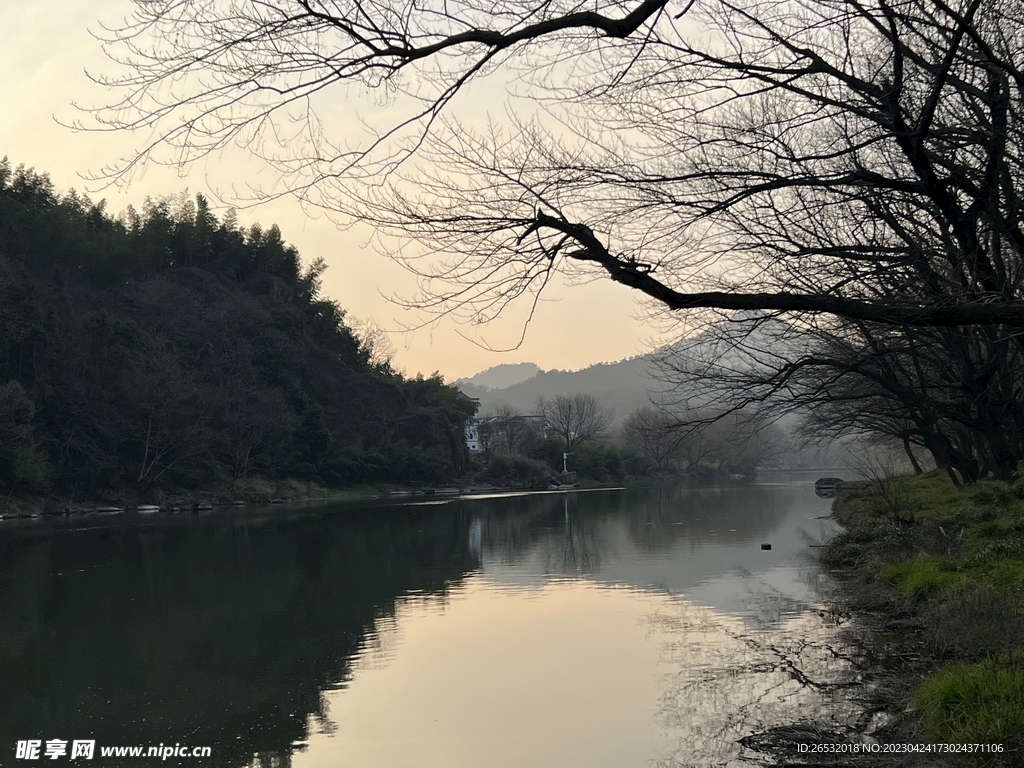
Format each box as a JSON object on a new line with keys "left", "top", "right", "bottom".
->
{"left": 0, "top": 477, "right": 380, "bottom": 519}
{"left": 0, "top": 474, "right": 631, "bottom": 520}
{"left": 815, "top": 472, "right": 1024, "bottom": 765}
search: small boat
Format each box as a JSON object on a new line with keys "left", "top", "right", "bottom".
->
{"left": 814, "top": 477, "right": 844, "bottom": 498}
{"left": 96, "top": 506, "right": 124, "bottom": 515}
{"left": 137, "top": 505, "right": 160, "bottom": 514}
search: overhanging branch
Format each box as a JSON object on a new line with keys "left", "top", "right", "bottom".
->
{"left": 532, "top": 210, "right": 1024, "bottom": 328}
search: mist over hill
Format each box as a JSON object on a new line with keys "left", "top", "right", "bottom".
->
{"left": 456, "top": 319, "right": 798, "bottom": 423}
{"left": 455, "top": 320, "right": 856, "bottom": 469}
{"left": 457, "top": 356, "right": 669, "bottom": 423}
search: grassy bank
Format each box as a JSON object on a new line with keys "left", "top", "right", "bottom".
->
{"left": 825, "top": 472, "right": 1024, "bottom": 763}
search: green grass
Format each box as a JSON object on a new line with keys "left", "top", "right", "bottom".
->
{"left": 904, "top": 471, "right": 969, "bottom": 519}
{"left": 915, "top": 655, "right": 1024, "bottom": 747}
{"left": 831, "top": 471, "right": 1024, "bottom": 754}
{"left": 883, "top": 556, "right": 969, "bottom": 600}
{"left": 979, "top": 559, "right": 1024, "bottom": 590}
{"left": 883, "top": 556, "right": 1024, "bottom": 599}
{"left": 849, "top": 470, "right": 1024, "bottom": 522}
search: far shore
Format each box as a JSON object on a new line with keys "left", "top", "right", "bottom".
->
{"left": 0, "top": 477, "right": 640, "bottom": 521}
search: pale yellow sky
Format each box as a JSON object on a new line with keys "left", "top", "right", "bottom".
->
{"left": 0, "top": 1, "right": 662, "bottom": 381}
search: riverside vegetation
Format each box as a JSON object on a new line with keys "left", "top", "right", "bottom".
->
{"left": 0, "top": 159, "right": 778, "bottom": 513}
{"left": 0, "top": 159, "right": 478, "bottom": 512}
{"left": 824, "top": 472, "right": 1024, "bottom": 765}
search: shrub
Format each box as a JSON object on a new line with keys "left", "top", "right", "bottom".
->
{"left": 883, "top": 556, "right": 967, "bottom": 601}
{"left": 915, "top": 655, "right": 1024, "bottom": 755}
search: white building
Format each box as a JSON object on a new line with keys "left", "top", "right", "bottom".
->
{"left": 465, "top": 397, "right": 483, "bottom": 453}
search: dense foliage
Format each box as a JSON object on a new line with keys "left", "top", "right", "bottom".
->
{"left": 0, "top": 159, "right": 476, "bottom": 495}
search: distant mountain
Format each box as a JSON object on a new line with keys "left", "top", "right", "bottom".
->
{"left": 458, "top": 356, "right": 668, "bottom": 424}
{"left": 457, "top": 318, "right": 861, "bottom": 468}
{"left": 456, "top": 317, "right": 804, "bottom": 428}
{"left": 456, "top": 362, "right": 541, "bottom": 390}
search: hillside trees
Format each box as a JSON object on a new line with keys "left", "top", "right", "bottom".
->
{"left": 0, "top": 159, "right": 476, "bottom": 493}
{"left": 0, "top": 381, "right": 49, "bottom": 491}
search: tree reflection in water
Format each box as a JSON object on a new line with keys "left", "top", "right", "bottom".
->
{"left": 0, "top": 483, "right": 852, "bottom": 768}
{"left": 0, "top": 506, "right": 477, "bottom": 768}
{"left": 645, "top": 592, "right": 870, "bottom": 767}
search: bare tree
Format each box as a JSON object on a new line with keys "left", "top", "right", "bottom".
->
{"left": 349, "top": 316, "right": 397, "bottom": 371}
{"left": 621, "top": 406, "right": 685, "bottom": 471}
{"left": 652, "top": 314, "right": 1022, "bottom": 483}
{"left": 537, "top": 393, "right": 612, "bottom": 452}
{"left": 480, "top": 404, "right": 534, "bottom": 455}
{"left": 624, "top": 402, "right": 786, "bottom": 473}
{"left": 85, "top": 0, "right": 1024, "bottom": 482}
{"left": 88, "top": 0, "right": 1024, "bottom": 329}
{"left": 710, "top": 412, "right": 788, "bottom": 474}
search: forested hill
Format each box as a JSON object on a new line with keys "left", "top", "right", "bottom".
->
{"left": 0, "top": 159, "right": 476, "bottom": 497}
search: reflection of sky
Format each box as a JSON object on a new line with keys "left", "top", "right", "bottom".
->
{"left": 298, "top": 576, "right": 858, "bottom": 768}
{"left": 293, "top": 480, "right": 862, "bottom": 768}
{"left": 298, "top": 581, "right": 674, "bottom": 768}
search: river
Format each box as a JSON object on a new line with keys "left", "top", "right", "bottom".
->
{"left": 0, "top": 475, "right": 866, "bottom": 767}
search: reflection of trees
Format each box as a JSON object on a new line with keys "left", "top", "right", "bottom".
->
{"left": 644, "top": 558, "right": 901, "bottom": 767}
{"left": 0, "top": 507, "right": 476, "bottom": 768}
{"left": 623, "top": 485, "right": 790, "bottom": 553}
{"left": 550, "top": 496, "right": 601, "bottom": 575}
{"left": 646, "top": 604, "right": 869, "bottom": 768}
{"left": 735, "top": 569, "right": 815, "bottom": 632}
{"left": 558, "top": 514, "right": 599, "bottom": 575}
{"left": 466, "top": 484, "right": 794, "bottom": 572}
{"left": 479, "top": 511, "right": 536, "bottom": 566}
{"left": 471, "top": 493, "right": 610, "bottom": 575}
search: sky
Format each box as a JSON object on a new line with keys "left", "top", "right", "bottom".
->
{"left": 0, "top": 1, "right": 663, "bottom": 382}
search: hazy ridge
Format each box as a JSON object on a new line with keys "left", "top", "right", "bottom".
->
{"left": 456, "top": 355, "right": 668, "bottom": 422}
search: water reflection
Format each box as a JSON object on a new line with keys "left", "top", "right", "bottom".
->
{"left": 0, "top": 507, "right": 477, "bottom": 767}
{"left": 647, "top": 606, "right": 863, "bottom": 767}
{"left": 471, "top": 485, "right": 835, "bottom": 624}
{"left": 0, "top": 482, "right": 854, "bottom": 767}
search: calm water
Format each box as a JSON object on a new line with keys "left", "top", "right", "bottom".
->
{"left": 1, "top": 477, "right": 865, "bottom": 767}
